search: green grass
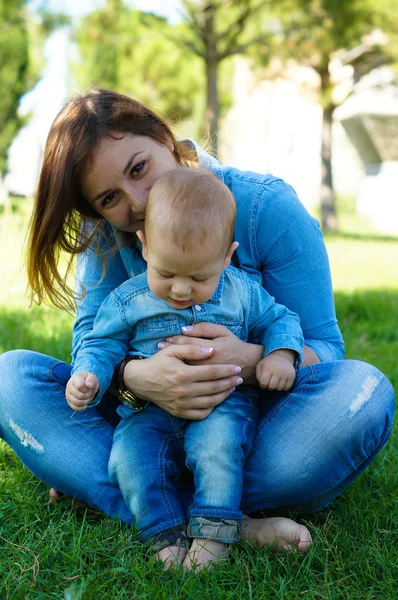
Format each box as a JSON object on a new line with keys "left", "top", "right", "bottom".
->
{"left": 0, "top": 203, "right": 397, "bottom": 599}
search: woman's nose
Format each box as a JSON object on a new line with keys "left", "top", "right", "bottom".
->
{"left": 126, "top": 185, "right": 148, "bottom": 211}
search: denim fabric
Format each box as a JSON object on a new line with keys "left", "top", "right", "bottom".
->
{"left": 109, "top": 387, "right": 258, "bottom": 545}
{"left": 0, "top": 351, "right": 394, "bottom": 524}
{"left": 73, "top": 267, "right": 303, "bottom": 404}
{"left": 71, "top": 145, "right": 344, "bottom": 368}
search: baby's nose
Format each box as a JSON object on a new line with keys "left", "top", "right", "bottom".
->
{"left": 172, "top": 281, "right": 191, "bottom": 297}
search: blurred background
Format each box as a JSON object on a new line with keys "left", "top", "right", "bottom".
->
{"left": 1, "top": 0, "right": 398, "bottom": 235}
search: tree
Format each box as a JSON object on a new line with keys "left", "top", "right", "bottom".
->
{"left": 178, "top": 0, "right": 274, "bottom": 156}
{"left": 74, "top": 0, "right": 204, "bottom": 126}
{"left": 270, "top": 0, "right": 398, "bottom": 231}
{"left": 0, "top": 0, "right": 30, "bottom": 176}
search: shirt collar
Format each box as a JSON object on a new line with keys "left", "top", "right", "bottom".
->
{"left": 182, "top": 138, "right": 224, "bottom": 183}
{"left": 210, "top": 270, "right": 225, "bottom": 302}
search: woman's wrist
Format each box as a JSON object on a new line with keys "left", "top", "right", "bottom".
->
{"left": 240, "top": 343, "right": 264, "bottom": 384}
{"left": 122, "top": 357, "right": 150, "bottom": 399}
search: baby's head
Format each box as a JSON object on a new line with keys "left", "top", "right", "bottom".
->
{"left": 136, "top": 168, "right": 238, "bottom": 309}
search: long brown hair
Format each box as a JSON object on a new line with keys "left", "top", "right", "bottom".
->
{"left": 26, "top": 88, "right": 196, "bottom": 312}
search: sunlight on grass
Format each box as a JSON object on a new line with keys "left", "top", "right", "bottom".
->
{"left": 326, "top": 237, "right": 398, "bottom": 291}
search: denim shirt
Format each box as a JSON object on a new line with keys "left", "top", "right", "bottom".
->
{"left": 72, "top": 142, "right": 345, "bottom": 367}
{"left": 72, "top": 266, "right": 304, "bottom": 404}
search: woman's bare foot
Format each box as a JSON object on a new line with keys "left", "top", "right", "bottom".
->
{"left": 183, "top": 538, "right": 229, "bottom": 572}
{"left": 154, "top": 545, "right": 188, "bottom": 570}
{"left": 241, "top": 516, "right": 312, "bottom": 554}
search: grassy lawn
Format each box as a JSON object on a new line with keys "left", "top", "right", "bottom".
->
{"left": 0, "top": 202, "right": 397, "bottom": 599}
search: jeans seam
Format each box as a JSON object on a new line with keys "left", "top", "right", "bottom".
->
{"left": 49, "top": 360, "right": 70, "bottom": 394}
{"left": 158, "top": 433, "right": 184, "bottom": 522}
{"left": 259, "top": 365, "right": 317, "bottom": 428}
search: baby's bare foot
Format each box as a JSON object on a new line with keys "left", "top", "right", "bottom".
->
{"left": 154, "top": 545, "right": 188, "bottom": 570}
{"left": 183, "top": 538, "right": 229, "bottom": 572}
{"left": 241, "top": 515, "right": 312, "bottom": 554}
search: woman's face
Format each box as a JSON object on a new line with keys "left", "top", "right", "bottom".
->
{"left": 82, "top": 133, "right": 178, "bottom": 232}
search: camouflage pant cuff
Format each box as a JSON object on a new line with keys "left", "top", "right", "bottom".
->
{"left": 147, "top": 525, "right": 188, "bottom": 552}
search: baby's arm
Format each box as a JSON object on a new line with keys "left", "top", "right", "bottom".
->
{"left": 256, "top": 349, "right": 297, "bottom": 391}
{"left": 66, "top": 372, "right": 99, "bottom": 411}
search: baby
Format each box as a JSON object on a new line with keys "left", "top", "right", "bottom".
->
{"left": 66, "top": 168, "right": 304, "bottom": 571}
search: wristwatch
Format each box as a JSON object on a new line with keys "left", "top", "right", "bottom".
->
{"left": 115, "top": 356, "right": 147, "bottom": 410}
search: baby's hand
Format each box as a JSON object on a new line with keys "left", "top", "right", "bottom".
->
{"left": 66, "top": 372, "right": 99, "bottom": 411}
{"left": 256, "top": 350, "right": 297, "bottom": 391}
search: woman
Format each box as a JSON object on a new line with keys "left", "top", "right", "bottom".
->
{"left": 0, "top": 89, "right": 394, "bottom": 553}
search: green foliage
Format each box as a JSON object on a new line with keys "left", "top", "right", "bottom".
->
{"left": 268, "top": 0, "right": 398, "bottom": 105}
{"left": 0, "top": 0, "right": 30, "bottom": 174}
{"left": 180, "top": 0, "right": 276, "bottom": 60}
{"left": 73, "top": 0, "right": 204, "bottom": 124}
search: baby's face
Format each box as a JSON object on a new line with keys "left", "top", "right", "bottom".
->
{"left": 145, "top": 238, "right": 228, "bottom": 309}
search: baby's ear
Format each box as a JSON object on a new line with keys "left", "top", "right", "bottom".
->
{"left": 136, "top": 230, "right": 148, "bottom": 261}
{"left": 223, "top": 241, "right": 239, "bottom": 268}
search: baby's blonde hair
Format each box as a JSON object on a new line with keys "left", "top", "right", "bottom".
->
{"left": 145, "top": 168, "right": 236, "bottom": 255}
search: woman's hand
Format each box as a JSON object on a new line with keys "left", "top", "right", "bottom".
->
{"left": 123, "top": 343, "right": 244, "bottom": 420}
{"left": 158, "top": 323, "right": 264, "bottom": 384}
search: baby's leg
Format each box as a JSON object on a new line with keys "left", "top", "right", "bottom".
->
{"left": 183, "top": 390, "right": 259, "bottom": 571}
{"left": 182, "top": 538, "right": 229, "bottom": 572}
{"left": 109, "top": 405, "right": 188, "bottom": 550}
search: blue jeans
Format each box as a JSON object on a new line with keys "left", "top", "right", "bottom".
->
{"left": 0, "top": 351, "right": 395, "bottom": 523}
{"left": 109, "top": 389, "right": 258, "bottom": 547}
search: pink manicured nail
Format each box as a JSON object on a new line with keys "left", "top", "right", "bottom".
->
{"left": 182, "top": 326, "right": 194, "bottom": 332}
{"left": 157, "top": 342, "right": 166, "bottom": 349}
{"left": 229, "top": 387, "right": 236, "bottom": 393}
{"left": 236, "top": 377, "right": 243, "bottom": 385}
{"left": 201, "top": 347, "right": 213, "bottom": 353}
{"left": 166, "top": 337, "right": 173, "bottom": 342}
{"left": 233, "top": 366, "right": 241, "bottom": 374}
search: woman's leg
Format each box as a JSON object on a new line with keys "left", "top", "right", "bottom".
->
{"left": 241, "top": 360, "right": 395, "bottom": 546}
{"left": 0, "top": 350, "right": 132, "bottom": 523}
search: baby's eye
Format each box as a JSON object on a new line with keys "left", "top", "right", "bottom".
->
{"left": 192, "top": 277, "right": 208, "bottom": 282}
{"left": 101, "top": 191, "right": 118, "bottom": 208}
{"left": 130, "top": 161, "right": 146, "bottom": 177}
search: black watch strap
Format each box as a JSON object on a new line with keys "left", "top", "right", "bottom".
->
{"left": 115, "top": 356, "right": 147, "bottom": 410}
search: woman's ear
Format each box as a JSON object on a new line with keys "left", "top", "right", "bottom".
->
{"left": 136, "top": 230, "right": 148, "bottom": 261}
{"left": 223, "top": 241, "right": 239, "bottom": 269}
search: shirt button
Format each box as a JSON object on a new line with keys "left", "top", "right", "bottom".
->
{"left": 194, "top": 304, "right": 202, "bottom": 311}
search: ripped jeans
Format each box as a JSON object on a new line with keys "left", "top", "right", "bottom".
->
{"left": 109, "top": 389, "right": 258, "bottom": 549}
{"left": 0, "top": 351, "right": 395, "bottom": 529}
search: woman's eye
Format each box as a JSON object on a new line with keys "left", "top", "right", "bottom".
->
{"left": 101, "top": 192, "right": 118, "bottom": 208}
{"left": 130, "top": 161, "right": 146, "bottom": 177}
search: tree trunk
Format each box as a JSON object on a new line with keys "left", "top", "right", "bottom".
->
{"left": 205, "top": 57, "right": 220, "bottom": 157}
{"left": 320, "top": 103, "right": 338, "bottom": 232}
{"left": 203, "top": 4, "right": 219, "bottom": 157}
